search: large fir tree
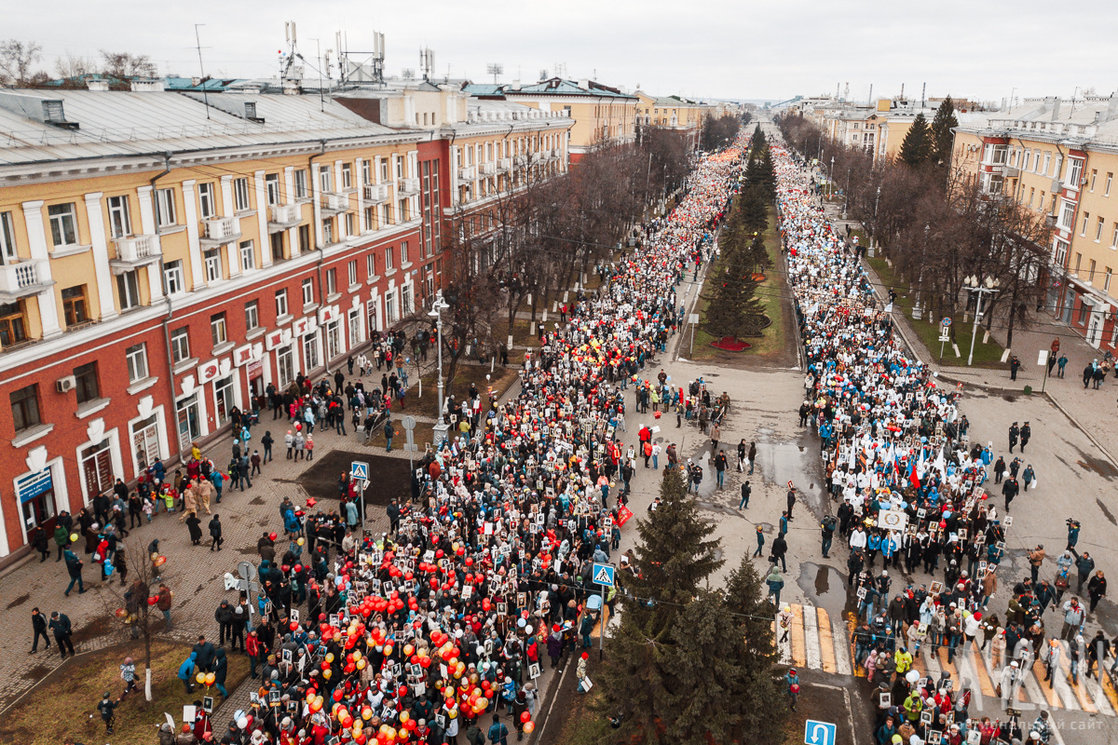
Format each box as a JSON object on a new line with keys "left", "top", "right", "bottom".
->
{"left": 899, "top": 112, "right": 931, "bottom": 167}
{"left": 928, "top": 97, "right": 959, "bottom": 167}
{"left": 593, "top": 471, "right": 788, "bottom": 744}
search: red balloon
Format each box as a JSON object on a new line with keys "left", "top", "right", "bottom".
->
{"left": 289, "top": 621, "right": 298, "bottom": 632}
{"left": 333, "top": 689, "right": 344, "bottom": 702}
{"left": 520, "top": 712, "right": 531, "bottom": 723}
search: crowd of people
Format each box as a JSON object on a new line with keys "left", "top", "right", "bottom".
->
{"left": 144, "top": 138, "right": 748, "bottom": 745}
{"left": 773, "top": 135, "right": 1112, "bottom": 744}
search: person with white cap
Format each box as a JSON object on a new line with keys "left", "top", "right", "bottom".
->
{"left": 998, "top": 659, "right": 1021, "bottom": 707}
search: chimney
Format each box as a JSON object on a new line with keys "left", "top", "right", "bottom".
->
{"left": 579, "top": 79, "right": 590, "bottom": 91}
{"left": 1048, "top": 96, "right": 1061, "bottom": 121}
{"left": 86, "top": 79, "right": 110, "bottom": 92}
{"left": 130, "top": 79, "right": 165, "bottom": 93}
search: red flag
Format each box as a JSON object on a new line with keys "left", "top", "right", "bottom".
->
{"left": 909, "top": 462, "right": 921, "bottom": 490}
{"left": 617, "top": 505, "right": 634, "bottom": 526}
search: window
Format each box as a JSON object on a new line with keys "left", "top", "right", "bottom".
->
{"left": 1091, "top": 169, "right": 1098, "bottom": 192}
{"left": 345, "top": 212, "right": 355, "bottom": 236}
{"left": 234, "top": 177, "right": 251, "bottom": 211}
{"left": 239, "top": 240, "right": 255, "bottom": 271}
{"left": 364, "top": 206, "right": 375, "bottom": 232}
{"left": 48, "top": 203, "right": 79, "bottom": 247}
{"left": 361, "top": 160, "right": 372, "bottom": 185}
{"left": 1078, "top": 299, "right": 1089, "bottom": 324}
{"left": 1106, "top": 268, "right": 1113, "bottom": 293}
{"left": 164, "top": 260, "right": 185, "bottom": 294}
{"left": 107, "top": 195, "right": 131, "bottom": 238}
{"left": 0, "top": 211, "right": 16, "bottom": 262}
{"left": 348, "top": 308, "right": 362, "bottom": 347}
{"left": 385, "top": 246, "right": 395, "bottom": 271}
{"left": 244, "top": 300, "right": 259, "bottom": 331}
{"left": 366, "top": 298, "right": 379, "bottom": 334}
{"left": 155, "top": 187, "right": 177, "bottom": 227}
{"left": 298, "top": 224, "right": 310, "bottom": 254}
{"left": 1075, "top": 253, "right": 1083, "bottom": 275}
{"left": 61, "top": 285, "right": 89, "bottom": 326}
{"left": 1097, "top": 217, "right": 1106, "bottom": 242}
{"left": 116, "top": 271, "right": 140, "bottom": 310}
{"left": 401, "top": 284, "right": 412, "bottom": 315}
{"left": 294, "top": 169, "right": 308, "bottom": 199}
{"left": 1113, "top": 223, "right": 1118, "bottom": 249}
{"left": 1081, "top": 212, "right": 1090, "bottom": 237}
{"left": 1042, "top": 152, "right": 1050, "bottom": 175}
{"left": 275, "top": 288, "right": 288, "bottom": 318}
{"left": 302, "top": 278, "right": 314, "bottom": 307}
{"left": 1059, "top": 201, "right": 1076, "bottom": 231}
{"left": 385, "top": 291, "right": 396, "bottom": 324}
{"left": 170, "top": 327, "right": 191, "bottom": 363}
{"left": 366, "top": 253, "right": 377, "bottom": 278}
{"left": 73, "top": 361, "right": 99, "bottom": 404}
{"left": 379, "top": 157, "right": 389, "bottom": 183}
{"left": 326, "top": 320, "right": 341, "bottom": 360}
{"left": 319, "top": 166, "right": 332, "bottom": 193}
{"left": 1068, "top": 159, "right": 1083, "bottom": 188}
{"left": 400, "top": 241, "right": 409, "bottom": 265}
{"left": 203, "top": 248, "right": 222, "bottom": 282}
{"left": 322, "top": 218, "right": 334, "bottom": 245}
{"left": 1089, "top": 259, "right": 1097, "bottom": 284}
{"left": 347, "top": 260, "right": 358, "bottom": 287}
{"left": 398, "top": 198, "right": 409, "bottom": 222}
{"left": 210, "top": 312, "right": 227, "bottom": 347}
{"left": 302, "top": 332, "right": 320, "bottom": 370}
{"left": 214, "top": 376, "right": 235, "bottom": 425}
{"left": 126, "top": 343, "right": 149, "bottom": 383}
{"left": 326, "top": 267, "right": 337, "bottom": 297}
{"left": 197, "top": 183, "right": 216, "bottom": 219}
{"left": 10, "top": 384, "right": 40, "bottom": 431}
{"left": 341, "top": 163, "right": 353, "bottom": 190}
{"left": 276, "top": 345, "right": 294, "bottom": 387}
{"left": 395, "top": 155, "right": 404, "bottom": 179}
{"left": 1107, "top": 173, "right": 1114, "bottom": 197}
{"left": 265, "top": 173, "right": 281, "bottom": 206}
{"left": 0, "top": 301, "right": 28, "bottom": 346}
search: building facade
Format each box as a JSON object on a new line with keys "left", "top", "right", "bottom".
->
{"left": 953, "top": 95, "right": 1118, "bottom": 349}
{"left": 0, "top": 83, "right": 570, "bottom": 559}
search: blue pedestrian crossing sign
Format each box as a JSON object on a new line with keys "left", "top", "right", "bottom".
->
{"left": 804, "top": 720, "right": 836, "bottom": 745}
{"left": 592, "top": 563, "right": 615, "bottom": 587}
{"left": 351, "top": 461, "right": 370, "bottom": 480}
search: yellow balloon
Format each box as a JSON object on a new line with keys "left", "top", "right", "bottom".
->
{"left": 399, "top": 711, "right": 410, "bottom": 723}
{"left": 323, "top": 669, "right": 332, "bottom": 679}
{"left": 326, "top": 652, "right": 335, "bottom": 663}
{"left": 297, "top": 537, "right": 305, "bottom": 546}
{"left": 352, "top": 650, "right": 362, "bottom": 660}
{"left": 70, "top": 533, "right": 79, "bottom": 542}
{"left": 195, "top": 672, "right": 206, "bottom": 684}
{"left": 384, "top": 645, "right": 394, "bottom": 656}
{"left": 205, "top": 672, "right": 215, "bottom": 686}
{"left": 447, "top": 707, "right": 458, "bottom": 719}
{"left": 356, "top": 658, "right": 367, "bottom": 670}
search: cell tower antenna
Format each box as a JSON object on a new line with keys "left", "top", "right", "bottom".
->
{"left": 194, "top": 23, "right": 211, "bottom": 120}
{"left": 486, "top": 63, "right": 503, "bottom": 85}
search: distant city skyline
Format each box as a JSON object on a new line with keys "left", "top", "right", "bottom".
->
{"left": 10, "top": 0, "right": 1118, "bottom": 103}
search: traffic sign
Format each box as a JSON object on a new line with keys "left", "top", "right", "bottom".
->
{"left": 592, "top": 563, "right": 615, "bottom": 587}
{"left": 941, "top": 317, "right": 952, "bottom": 327}
{"left": 401, "top": 416, "right": 417, "bottom": 431}
{"left": 351, "top": 461, "right": 370, "bottom": 480}
{"left": 804, "top": 720, "right": 836, "bottom": 745}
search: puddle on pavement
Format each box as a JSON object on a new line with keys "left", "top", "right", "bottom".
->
{"left": 1097, "top": 498, "right": 1118, "bottom": 525}
{"left": 761, "top": 441, "right": 822, "bottom": 514}
{"left": 6, "top": 592, "right": 30, "bottom": 609}
{"left": 1077, "top": 454, "right": 1118, "bottom": 481}
{"left": 798, "top": 562, "right": 848, "bottom": 614}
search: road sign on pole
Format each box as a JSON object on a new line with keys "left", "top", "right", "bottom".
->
{"left": 351, "top": 461, "right": 369, "bottom": 480}
{"left": 592, "top": 563, "right": 615, "bottom": 587}
{"left": 804, "top": 720, "right": 836, "bottom": 745}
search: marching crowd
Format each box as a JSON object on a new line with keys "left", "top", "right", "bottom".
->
{"left": 774, "top": 137, "right": 1112, "bottom": 745}
{"left": 142, "top": 139, "right": 746, "bottom": 745}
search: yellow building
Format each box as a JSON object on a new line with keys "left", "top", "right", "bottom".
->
{"left": 473, "top": 78, "right": 637, "bottom": 162}
{"left": 953, "top": 94, "right": 1118, "bottom": 349}
{"left": 634, "top": 91, "right": 709, "bottom": 148}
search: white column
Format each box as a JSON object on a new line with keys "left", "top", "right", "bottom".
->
{"left": 21, "top": 200, "right": 62, "bottom": 338}
{"left": 180, "top": 180, "right": 206, "bottom": 290}
{"left": 255, "top": 170, "right": 272, "bottom": 268}
{"left": 312, "top": 164, "right": 323, "bottom": 248}
{"left": 219, "top": 176, "right": 240, "bottom": 278}
{"left": 83, "top": 192, "right": 117, "bottom": 321}
{"left": 136, "top": 186, "right": 164, "bottom": 302}
{"left": 356, "top": 158, "right": 367, "bottom": 233}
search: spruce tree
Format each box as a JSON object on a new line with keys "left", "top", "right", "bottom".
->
{"left": 705, "top": 241, "right": 768, "bottom": 339}
{"left": 928, "top": 97, "right": 959, "bottom": 167}
{"left": 739, "top": 186, "right": 768, "bottom": 235}
{"left": 758, "top": 145, "right": 777, "bottom": 197}
{"left": 899, "top": 112, "right": 931, "bottom": 167}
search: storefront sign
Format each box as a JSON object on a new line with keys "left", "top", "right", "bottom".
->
{"left": 17, "top": 468, "right": 53, "bottom": 503}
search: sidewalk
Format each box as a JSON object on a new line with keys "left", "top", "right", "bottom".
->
{"left": 823, "top": 201, "right": 1118, "bottom": 469}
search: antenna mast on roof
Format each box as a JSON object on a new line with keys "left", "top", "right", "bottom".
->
{"left": 194, "top": 23, "right": 211, "bottom": 120}
{"left": 420, "top": 48, "right": 435, "bottom": 81}
{"left": 281, "top": 21, "right": 304, "bottom": 95}
{"left": 486, "top": 63, "right": 503, "bottom": 85}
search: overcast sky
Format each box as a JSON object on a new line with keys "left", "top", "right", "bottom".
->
{"left": 12, "top": 0, "right": 1118, "bottom": 104}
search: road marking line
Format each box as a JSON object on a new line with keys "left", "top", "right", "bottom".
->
{"left": 816, "top": 608, "right": 837, "bottom": 674}
{"left": 831, "top": 615, "right": 852, "bottom": 676}
{"left": 790, "top": 604, "right": 807, "bottom": 668}
{"left": 803, "top": 604, "right": 822, "bottom": 671}
{"left": 774, "top": 612, "right": 792, "bottom": 666}
{"left": 969, "top": 643, "right": 998, "bottom": 699}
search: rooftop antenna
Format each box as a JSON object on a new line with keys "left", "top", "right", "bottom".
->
{"left": 486, "top": 63, "right": 503, "bottom": 85}
{"left": 194, "top": 23, "right": 211, "bottom": 119}
{"left": 868, "top": 83, "right": 873, "bottom": 104}
{"left": 281, "top": 21, "right": 305, "bottom": 94}
{"left": 921, "top": 81, "right": 926, "bottom": 109}
{"left": 420, "top": 48, "right": 434, "bottom": 81}
{"left": 336, "top": 30, "right": 344, "bottom": 84}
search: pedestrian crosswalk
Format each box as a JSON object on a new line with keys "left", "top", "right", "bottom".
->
{"left": 774, "top": 604, "right": 1118, "bottom": 717}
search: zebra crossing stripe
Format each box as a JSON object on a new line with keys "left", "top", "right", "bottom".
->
{"left": 816, "top": 608, "right": 837, "bottom": 674}
{"left": 789, "top": 605, "right": 807, "bottom": 668}
{"left": 774, "top": 611, "right": 792, "bottom": 666}
{"left": 803, "top": 606, "right": 822, "bottom": 671}
{"left": 1030, "top": 658, "right": 1063, "bottom": 709}
{"left": 831, "top": 615, "right": 852, "bottom": 676}
{"left": 968, "top": 644, "right": 998, "bottom": 699}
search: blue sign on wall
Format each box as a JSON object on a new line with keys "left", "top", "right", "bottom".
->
{"left": 18, "top": 469, "right": 53, "bottom": 503}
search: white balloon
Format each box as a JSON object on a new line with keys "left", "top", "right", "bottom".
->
{"left": 905, "top": 670, "right": 920, "bottom": 684}
{"left": 237, "top": 716, "right": 249, "bottom": 729}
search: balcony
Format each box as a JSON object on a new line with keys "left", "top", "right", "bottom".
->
{"left": 496, "top": 158, "right": 512, "bottom": 173}
{"left": 200, "top": 216, "right": 241, "bottom": 247}
{"left": 458, "top": 166, "right": 476, "bottom": 181}
{"left": 513, "top": 155, "right": 527, "bottom": 168}
{"left": 548, "top": 148, "right": 561, "bottom": 160}
{"left": 111, "top": 234, "right": 160, "bottom": 274}
{"left": 530, "top": 152, "right": 545, "bottom": 165}
{"left": 363, "top": 183, "right": 389, "bottom": 203}
{"left": 398, "top": 177, "right": 420, "bottom": 196}
{"left": 0, "top": 260, "right": 52, "bottom": 300}
{"left": 268, "top": 203, "right": 302, "bottom": 233}
{"left": 320, "top": 192, "right": 351, "bottom": 215}
{"left": 478, "top": 162, "right": 496, "bottom": 177}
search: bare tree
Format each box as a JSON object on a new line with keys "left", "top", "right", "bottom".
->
{"left": 99, "top": 542, "right": 167, "bottom": 701}
{"left": 99, "top": 50, "right": 158, "bottom": 79}
{"left": 55, "top": 54, "right": 94, "bottom": 80}
{"left": 0, "top": 39, "right": 44, "bottom": 86}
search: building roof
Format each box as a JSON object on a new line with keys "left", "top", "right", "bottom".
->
{"left": 0, "top": 88, "right": 405, "bottom": 168}
{"left": 507, "top": 78, "right": 637, "bottom": 100}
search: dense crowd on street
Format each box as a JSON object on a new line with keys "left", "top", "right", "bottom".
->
{"left": 773, "top": 137, "right": 1112, "bottom": 745}
{"left": 111, "top": 139, "right": 749, "bottom": 745}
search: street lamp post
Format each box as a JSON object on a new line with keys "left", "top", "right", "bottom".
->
{"left": 428, "top": 291, "right": 450, "bottom": 447}
{"left": 829, "top": 156, "right": 835, "bottom": 199}
{"left": 869, "top": 185, "right": 881, "bottom": 258}
{"left": 964, "top": 275, "right": 1000, "bottom": 366}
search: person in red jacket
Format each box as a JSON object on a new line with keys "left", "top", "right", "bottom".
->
{"left": 245, "top": 629, "right": 261, "bottom": 679}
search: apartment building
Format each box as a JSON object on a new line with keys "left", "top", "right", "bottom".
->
{"left": 634, "top": 91, "right": 708, "bottom": 149}
{"left": 0, "top": 82, "right": 570, "bottom": 559}
{"left": 953, "top": 95, "right": 1118, "bottom": 349}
